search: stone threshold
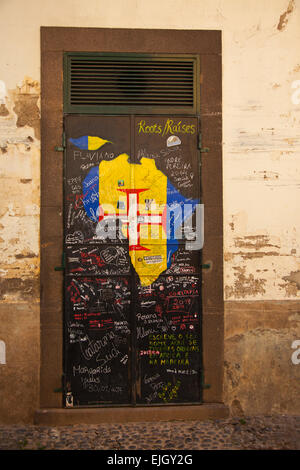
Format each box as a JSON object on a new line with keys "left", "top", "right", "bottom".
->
{"left": 34, "top": 403, "right": 229, "bottom": 425}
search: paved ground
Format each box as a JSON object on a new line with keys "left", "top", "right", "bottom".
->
{"left": 0, "top": 415, "right": 299, "bottom": 450}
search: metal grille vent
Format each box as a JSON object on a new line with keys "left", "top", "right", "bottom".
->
{"left": 64, "top": 54, "right": 197, "bottom": 114}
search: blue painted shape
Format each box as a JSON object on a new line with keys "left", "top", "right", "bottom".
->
{"left": 82, "top": 166, "right": 99, "bottom": 222}
{"left": 69, "top": 136, "right": 89, "bottom": 150}
{"left": 166, "top": 180, "right": 198, "bottom": 268}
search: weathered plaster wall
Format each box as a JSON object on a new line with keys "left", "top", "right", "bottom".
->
{"left": 0, "top": 0, "right": 299, "bottom": 421}
{"left": 0, "top": 76, "right": 40, "bottom": 422}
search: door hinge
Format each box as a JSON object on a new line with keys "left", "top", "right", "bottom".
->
{"left": 53, "top": 373, "right": 66, "bottom": 393}
{"left": 198, "top": 132, "right": 209, "bottom": 153}
{"left": 201, "top": 263, "right": 211, "bottom": 269}
{"left": 54, "top": 252, "right": 66, "bottom": 271}
{"left": 201, "top": 370, "right": 211, "bottom": 390}
{"left": 54, "top": 132, "right": 66, "bottom": 152}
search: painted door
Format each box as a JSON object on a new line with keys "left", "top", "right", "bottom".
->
{"left": 63, "top": 115, "right": 202, "bottom": 407}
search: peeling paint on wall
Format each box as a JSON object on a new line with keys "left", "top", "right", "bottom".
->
{"left": 283, "top": 270, "right": 300, "bottom": 289}
{"left": 0, "top": 104, "right": 9, "bottom": 117}
{"left": 0, "top": 81, "right": 7, "bottom": 104}
{"left": 225, "top": 266, "right": 267, "bottom": 299}
{"left": 11, "top": 77, "right": 40, "bottom": 140}
{"left": 229, "top": 235, "right": 281, "bottom": 260}
{"left": 0, "top": 81, "right": 9, "bottom": 119}
{"left": 0, "top": 277, "right": 39, "bottom": 302}
{"left": 234, "top": 235, "right": 280, "bottom": 251}
{"left": 0, "top": 77, "right": 40, "bottom": 303}
{"left": 13, "top": 94, "right": 40, "bottom": 140}
{"left": 224, "top": 217, "right": 300, "bottom": 300}
{"left": 224, "top": 325, "right": 300, "bottom": 415}
{"left": 277, "top": 0, "right": 295, "bottom": 31}
{"left": 280, "top": 270, "right": 300, "bottom": 296}
{"left": 225, "top": 207, "right": 300, "bottom": 299}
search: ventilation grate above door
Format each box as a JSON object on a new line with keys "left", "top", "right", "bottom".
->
{"left": 64, "top": 53, "right": 198, "bottom": 114}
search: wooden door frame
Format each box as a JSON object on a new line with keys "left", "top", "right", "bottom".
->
{"left": 40, "top": 27, "right": 224, "bottom": 412}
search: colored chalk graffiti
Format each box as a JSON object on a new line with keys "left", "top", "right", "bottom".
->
{"left": 81, "top": 153, "right": 198, "bottom": 285}
{"left": 64, "top": 116, "right": 202, "bottom": 406}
